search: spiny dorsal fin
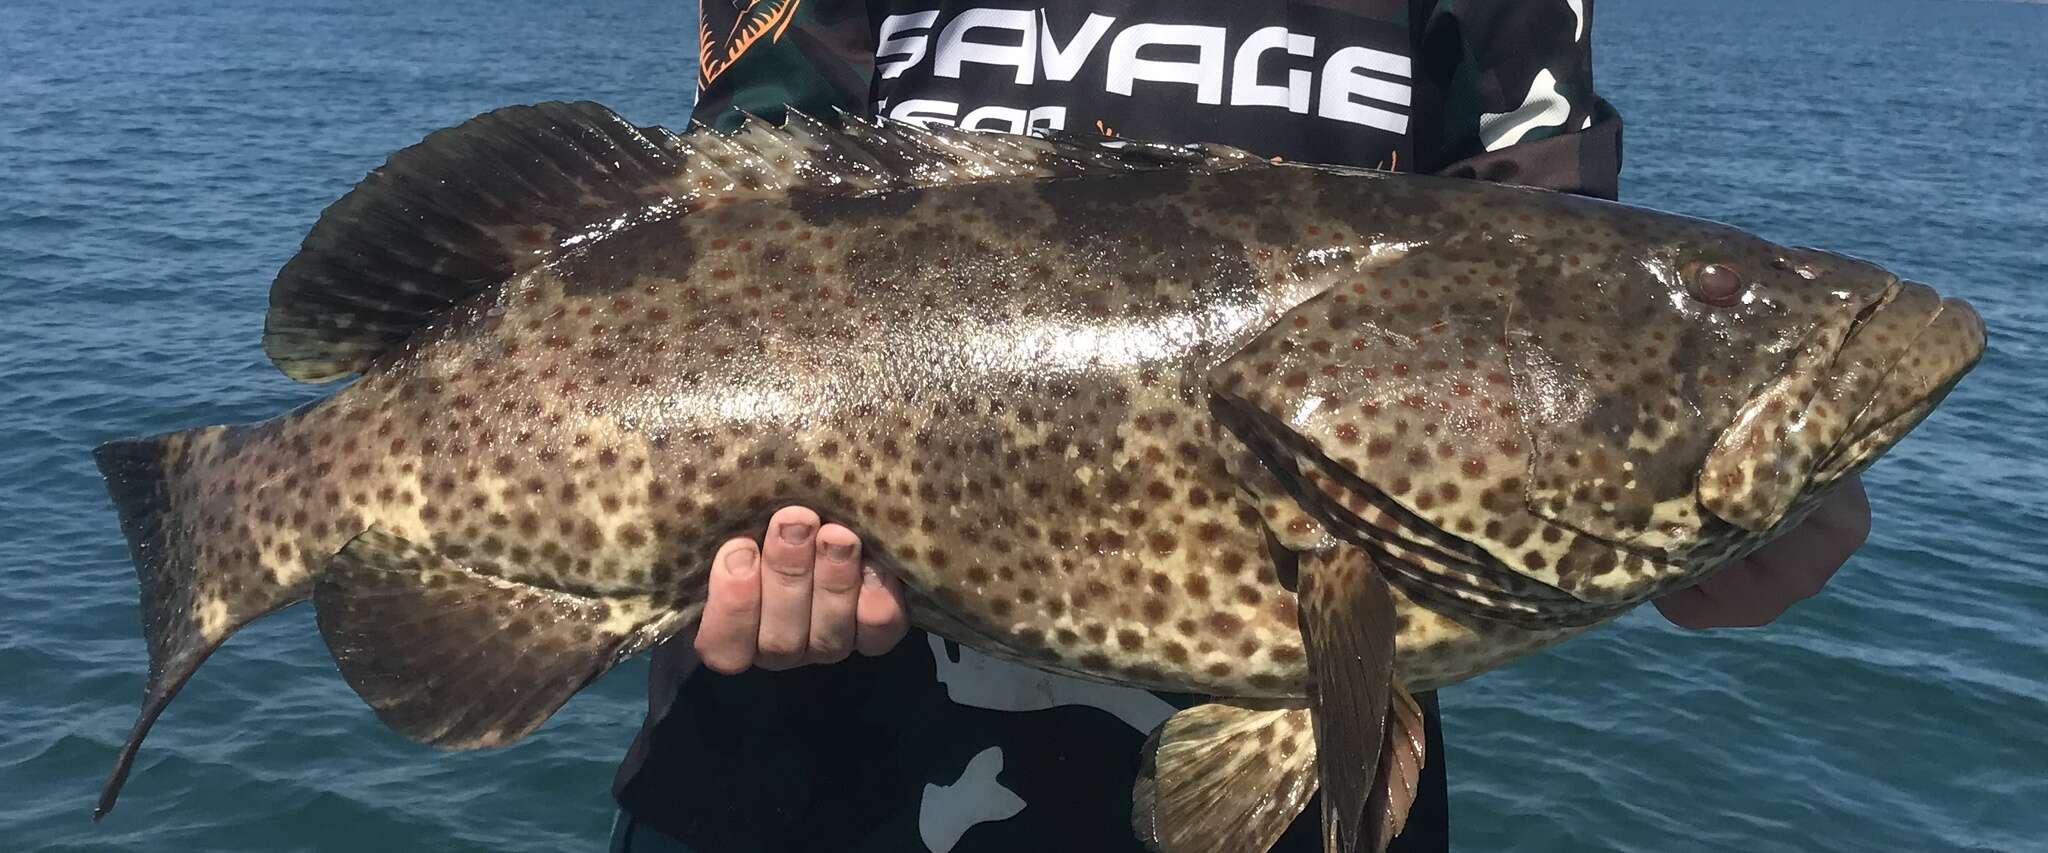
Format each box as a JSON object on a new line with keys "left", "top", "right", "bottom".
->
{"left": 264, "top": 101, "right": 1264, "bottom": 382}
{"left": 263, "top": 102, "right": 686, "bottom": 382}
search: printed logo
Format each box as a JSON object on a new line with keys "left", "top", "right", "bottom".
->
{"left": 871, "top": 9, "right": 1414, "bottom": 137}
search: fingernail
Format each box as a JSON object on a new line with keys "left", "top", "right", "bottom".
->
{"left": 823, "top": 541, "right": 857, "bottom": 562}
{"left": 724, "top": 547, "right": 758, "bottom": 578}
{"left": 862, "top": 565, "right": 884, "bottom": 587}
{"left": 777, "top": 522, "right": 814, "bottom": 545}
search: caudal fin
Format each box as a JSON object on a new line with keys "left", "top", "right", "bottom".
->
{"left": 92, "top": 426, "right": 312, "bottom": 819}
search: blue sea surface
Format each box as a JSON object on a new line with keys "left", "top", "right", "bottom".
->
{"left": 2, "top": 0, "right": 2043, "bottom": 850}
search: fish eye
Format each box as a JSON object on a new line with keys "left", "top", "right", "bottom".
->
{"left": 1685, "top": 261, "right": 1745, "bottom": 306}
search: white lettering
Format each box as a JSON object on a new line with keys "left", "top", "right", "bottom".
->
{"left": 876, "top": 11, "right": 941, "bottom": 80}
{"left": 879, "top": 101, "right": 1066, "bottom": 135}
{"left": 888, "top": 98, "right": 961, "bottom": 127}
{"left": 1318, "top": 45, "right": 1412, "bottom": 133}
{"left": 960, "top": 104, "right": 1029, "bottom": 133}
{"left": 935, "top": 8, "right": 1037, "bottom": 85}
{"left": 1105, "top": 23, "right": 1226, "bottom": 106}
{"left": 1038, "top": 12, "right": 1116, "bottom": 82}
{"left": 1230, "top": 26, "right": 1315, "bottom": 114}
{"left": 1025, "top": 105, "right": 1068, "bottom": 133}
{"left": 877, "top": 11, "right": 1424, "bottom": 141}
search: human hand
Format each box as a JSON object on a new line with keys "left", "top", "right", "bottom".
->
{"left": 694, "top": 505, "right": 911, "bottom": 673}
{"left": 1654, "top": 475, "right": 1872, "bottom": 630}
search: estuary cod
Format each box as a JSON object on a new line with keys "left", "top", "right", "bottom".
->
{"left": 92, "top": 103, "right": 1983, "bottom": 851}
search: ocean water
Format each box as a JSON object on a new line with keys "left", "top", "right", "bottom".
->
{"left": 2, "top": 0, "right": 2043, "bottom": 850}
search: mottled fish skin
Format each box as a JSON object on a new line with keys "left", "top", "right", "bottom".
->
{"left": 142, "top": 156, "right": 1981, "bottom": 705}
{"left": 190, "top": 166, "right": 1442, "bottom": 698}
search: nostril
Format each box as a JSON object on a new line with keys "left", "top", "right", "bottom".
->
{"left": 1776, "top": 251, "right": 1821, "bottom": 280}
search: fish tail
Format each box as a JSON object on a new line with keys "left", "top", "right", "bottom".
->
{"left": 92, "top": 423, "right": 311, "bottom": 819}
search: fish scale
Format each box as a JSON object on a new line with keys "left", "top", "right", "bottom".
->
{"left": 89, "top": 102, "right": 1983, "bottom": 853}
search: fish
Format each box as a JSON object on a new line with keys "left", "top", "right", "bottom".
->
{"left": 90, "top": 101, "right": 1984, "bottom": 852}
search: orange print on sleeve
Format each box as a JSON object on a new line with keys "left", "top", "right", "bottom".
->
{"left": 698, "top": 0, "right": 804, "bottom": 89}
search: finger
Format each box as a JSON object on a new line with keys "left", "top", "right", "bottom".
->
{"left": 1757, "top": 474, "right": 1868, "bottom": 564}
{"left": 806, "top": 524, "right": 864, "bottom": 664}
{"left": 1743, "top": 487, "right": 1867, "bottom": 605}
{"left": 754, "top": 506, "right": 820, "bottom": 670}
{"left": 1745, "top": 528, "right": 1845, "bottom": 604}
{"left": 1651, "top": 583, "right": 1719, "bottom": 631}
{"left": 1688, "top": 560, "right": 1788, "bottom": 628}
{"left": 1809, "top": 474, "right": 1872, "bottom": 560}
{"left": 854, "top": 566, "right": 911, "bottom": 657}
{"left": 694, "top": 538, "right": 763, "bottom": 674}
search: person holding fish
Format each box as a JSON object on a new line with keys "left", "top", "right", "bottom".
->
{"left": 90, "top": 0, "right": 1976, "bottom": 842}
{"left": 609, "top": 1, "right": 1876, "bottom": 852}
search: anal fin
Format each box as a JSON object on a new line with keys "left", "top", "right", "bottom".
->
{"left": 313, "top": 528, "right": 691, "bottom": 749}
{"left": 1133, "top": 702, "right": 1320, "bottom": 853}
{"left": 1298, "top": 545, "right": 1399, "bottom": 853}
{"left": 1130, "top": 689, "right": 1429, "bottom": 853}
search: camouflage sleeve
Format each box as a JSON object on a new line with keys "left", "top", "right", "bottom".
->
{"left": 1410, "top": 0, "right": 1624, "bottom": 200}
{"left": 691, "top": 0, "right": 877, "bottom": 132}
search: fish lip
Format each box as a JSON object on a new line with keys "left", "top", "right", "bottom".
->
{"left": 1902, "top": 290, "right": 1988, "bottom": 394}
{"left": 1876, "top": 280, "right": 1984, "bottom": 379}
{"left": 1828, "top": 281, "right": 1985, "bottom": 456}
{"left": 1934, "top": 292, "right": 1989, "bottom": 352}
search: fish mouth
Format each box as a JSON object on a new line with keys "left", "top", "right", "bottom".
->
{"left": 1818, "top": 281, "right": 1985, "bottom": 481}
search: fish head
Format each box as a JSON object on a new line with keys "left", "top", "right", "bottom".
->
{"left": 1511, "top": 216, "right": 1986, "bottom": 583}
{"left": 1215, "top": 187, "right": 1984, "bottom": 609}
{"left": 1686, "top": 253, "right": 1985, "bottom": 541}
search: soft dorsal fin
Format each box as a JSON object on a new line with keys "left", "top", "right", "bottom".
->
{"left": 263, "top": 101, "right": 1263, "bottom": 382}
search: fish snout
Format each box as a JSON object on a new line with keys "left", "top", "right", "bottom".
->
{"left": 1696, "top": 277, "right": 1985, "bottom": 534}
{"left": 1903, "top": 290, "right": 1988, "bottom": 399}
{"left": 1882, "top": 282, "right": 1985, "bottom": 385}
{"left": 1933, "top": 292, "right": 1988, "bottom": 363}
{"left": 1810, "top": 281, "right": 1985, "bottom": 483}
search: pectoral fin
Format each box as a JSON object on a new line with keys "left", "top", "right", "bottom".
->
{"left": 313, "top": 527, "right": 692, "bottom": 749}
{"left": 1298, "top": 545, "right": 1400, "bottom": 853}
{"left": 1133, "top": 702, "right": 1320, "bottom": 853}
